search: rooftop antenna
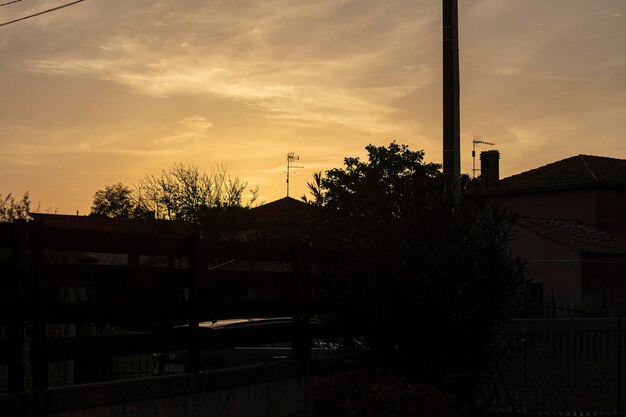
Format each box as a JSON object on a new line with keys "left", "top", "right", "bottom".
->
{"left": 472, "top": 137, "right": 496, "bottom": 178}
{"left": 286, "top": 153, "right": 303, "bottom": 197}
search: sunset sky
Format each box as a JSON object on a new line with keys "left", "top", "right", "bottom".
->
{"left": 1, "top": 0, "right": 625, "bottom": 214}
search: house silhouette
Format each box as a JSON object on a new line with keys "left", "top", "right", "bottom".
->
{"left": 477, "top": 152, "right": 626, "bottom": 316}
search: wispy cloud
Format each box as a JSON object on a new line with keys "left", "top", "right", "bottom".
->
{"left": 178, "top": 115, "right": 213, "bottom": 130}
{"left": 19, "top": 0, "right": 436, "bottom": 135}
{"left": 2, "top": 0, "right": 626, "bottom": 214}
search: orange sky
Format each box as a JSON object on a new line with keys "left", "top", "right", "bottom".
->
{"left": 1, "top": 0, "right": 625, "bottom": 214}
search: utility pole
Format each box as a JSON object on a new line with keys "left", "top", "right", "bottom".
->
{"left": 442, "top": 0, "right": 461, "bottom": 201}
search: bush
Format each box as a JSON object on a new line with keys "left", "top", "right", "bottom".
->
{"left": 311, "top": 370, "right": 460, "bottom": 417}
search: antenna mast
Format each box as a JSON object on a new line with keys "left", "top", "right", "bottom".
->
{"left": 472, "top": 137, "right": 496, "bottom": 178}
{"left": 286, "top": 153, "right": 303, "bottom": 197}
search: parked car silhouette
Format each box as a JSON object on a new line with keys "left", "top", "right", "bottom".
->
{"left": 153, "top": 317, "right": 324, "bottom": 374}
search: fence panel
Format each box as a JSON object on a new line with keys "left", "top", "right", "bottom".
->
{"left": 495, "top": 318, "right": 625, "bottom": 415}
{"left": 0, "top": 221, "right": 339, "bottom": 391}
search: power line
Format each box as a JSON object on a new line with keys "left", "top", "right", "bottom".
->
{"left": 0, "top": 0, "right": 83, "bottom": 28}
{"left": 0, "top": 0, "right": 23, "bottom": 8}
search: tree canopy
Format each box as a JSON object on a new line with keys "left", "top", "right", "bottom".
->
{"left": 90, "top": 164, "right": 258, "bottom": 238}
{"left": 134, "top": 163, "right": 254, "bottom": 222}
{"left": 305, "top": 142, "right": 526, "bottom": 382}
{"left": 91, "top": 183, "right": 134, "bottom": 218}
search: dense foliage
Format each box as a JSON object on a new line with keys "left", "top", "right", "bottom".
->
{"left": 91, "top": 183, "right": 134, "bottom": 218}
{"left": 311, "top": 371, "right": 459, "bottom": 417}
{"left": 306, "top": 142, "right": 526, "bottom": 382}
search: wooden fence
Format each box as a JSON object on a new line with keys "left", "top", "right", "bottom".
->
{"left": 0, "top": 220, "right": 345, "bottom": 393}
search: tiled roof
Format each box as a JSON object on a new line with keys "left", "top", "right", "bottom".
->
{"left": 241, "top": 197, "right": 312, "bottom": 227}
{"left": 517, "top": 217, "right": 626, "bottom": 255}
{"left": 496, "top": 154, "right": 626, "bottom": 193}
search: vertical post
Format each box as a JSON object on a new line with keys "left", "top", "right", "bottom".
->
{"left": 292, "top": 245, "right": 302, "bottom": 359}
{"left": 293, "top": 244, "right": 311, "bottom": 360}
{"left": 443, "top": 0, "right": 461, "bottom": 202}
{"left": 472, "top": 141, "right": 476, "bottom": 179}
{"left": 128, "top": 252, "right": 140, "bottom": 267}
{"left": 29, "top": 221, "right": 48, "bottom": 403}
{"left": 186, "top": 237, "right": 200, "bottom": 373}
{"left": 287, "top": 155, "right": 291, "bottom": 198}
{"left": 8, "top": 220, "right": 27, "bottom": 393}
{"left": 618, "top": 316, "right": 622, "bottom": 415}
{"left": 301, "top": 244, "right": 312, "bottom": 360}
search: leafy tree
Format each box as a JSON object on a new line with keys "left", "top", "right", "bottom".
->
{"left": 133, "top": 163, "right": 255, "bottom": 223}
{"left": 90, "top": 183, "right": 134, "bottom": 218}
{"left": 0, "top": 191, "right": 32, "bottom": 222}
{"left": 301, "top": 171, "right": 325, "bottom": 207}
{"left": 90, "top": 164, "right": 258, "bottom": 239}
{"left": 307, "top": 142, "right": 525, "bottom": 383}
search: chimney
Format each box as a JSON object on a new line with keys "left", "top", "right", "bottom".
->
{"left": 480, "top": 150, "right": 500, "bottom": 189}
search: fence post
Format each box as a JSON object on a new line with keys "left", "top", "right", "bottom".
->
{"left": 292, "top": 244, "right": 302, "bottom": 359}
{"left": 29, "top": 221, "right": 48, "bottom": 391}
{"left": 293, "top": 244, "right": 311, "bottom": 360}
{"left": 618, "top": 316, "right": 622, "bottom": 416}
{"left": 28, "top": 221, "right": 47, "bottom": 417}
{"left": 186, "top": 237, "right": 200, "bottom": 373}
{"left": 8, "top": 220, "right": 27, "bottom": 394}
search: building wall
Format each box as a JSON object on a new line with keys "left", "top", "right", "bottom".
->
{"left": 484, "top": 186, "right": 626, "bottom": 315}
{"left": 486, "top": 188, "right": 626, "bottom": 235}
{"left": 509, "top": 226, "right": 582, "bottom": 307}
{"left": 487, "top": 189, "right": 597, "bottom": 226}
{"left": 595, "top": 189, "right": 626, "bottom": 234}
{"left": 581, "top": 257, "right": 626, "bottom": 315}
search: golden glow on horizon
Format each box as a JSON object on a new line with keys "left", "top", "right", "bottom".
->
{"left": 1, "top": 0, "right": 625, "bottom": 213}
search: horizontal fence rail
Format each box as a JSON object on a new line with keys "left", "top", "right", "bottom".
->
{"left": 0, "top": 220, "right": 346, "bottom": 394}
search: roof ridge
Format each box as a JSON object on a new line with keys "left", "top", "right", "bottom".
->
{"left": 492, "top": 153, "right": 626, "bottom": 194}
{"left": 501, "top": 155, "right": 580, "bottom": 181}
{"left": 578, "top": 155, "right": 598, "bottom": 181}
{"left": 577, "top": 154, "right": 626, "bottom": 162}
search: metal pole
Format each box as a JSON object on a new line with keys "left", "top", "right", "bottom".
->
{"left": 287, "top": 156, "right": 290, "bottom": 197}
{"left": 472, "top": 141, "right": 476, "bottom": 179}
{"left": 443, "top": 0, "right": 461, "bottom": 201}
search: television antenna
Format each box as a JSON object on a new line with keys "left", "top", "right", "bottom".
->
{"left": 472, "top": 137, "right": 496, "bottom": 178}
{"left": 286, "top": 153, "right": 303, "bottom": 197}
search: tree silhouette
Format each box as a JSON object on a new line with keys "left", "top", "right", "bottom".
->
{"left": 0, "top": 191, "right": 32, "bottom": 222}
{"left": 133, "top": 163, "right": 255, "bottom": 223}
{"left": 89, "top": 163, "right": 258, "bottom": 239}
{"left": 306, "top": 142, "right": 525, "bottom": 382}
{"left": 90, "top": 183, "right": 134, "bottom": 218}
